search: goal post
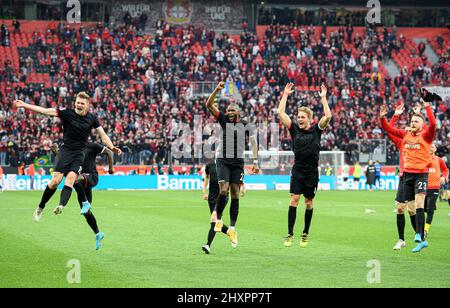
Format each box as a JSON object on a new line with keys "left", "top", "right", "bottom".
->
{"left": 244, "top": 150, "right": 345, "bottom": 187}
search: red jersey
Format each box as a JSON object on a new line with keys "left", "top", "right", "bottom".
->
{"left": 428, "top": 155, "right": 449, "bottom": 190}
{"left": 380, "top": 115, "right": 404, "bottom": 175}
{"left": 403, "top": 131, "right": 433, "bottom": 172}
{"left": 380, "top": 106, "right": 436, "bottom": 173}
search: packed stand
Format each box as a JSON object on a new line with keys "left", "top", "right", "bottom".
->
{"left": 0, "top": 20, "right": 449, "bottom": 169}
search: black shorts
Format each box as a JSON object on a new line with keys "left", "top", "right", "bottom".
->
{"left": 395, "top": 176, "right": 405, "bottom": 203}
{"left": 375, "top": 175, "right": 381, "bottom": 182}
{"left": 216, "top": 159, "right": 244, "bottom": 184}
{"left": 343, "top": 177, "right": 348, "bottom": 182}
{"left": 403, "top": 172, "right": 428, "bottom": 202}
{"left": 366, "top": 175, "right": 375, "bottom": 186}
{"left": 54, "top": 147, "right": 85, "bottom": 176}
{"left": 80, "top": 173, "right": 99, "bottom": 188}
{"left": 354, "top": 177, "right": 360, "bottom": 182}
{"left": 290, "top": 166, "right": 319, "bottom": 199}
{"left": 425, "top": 189, "right": 439, "bottom": 212}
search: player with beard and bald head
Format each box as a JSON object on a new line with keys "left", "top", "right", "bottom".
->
{"left": 379, "top": 88, "right": 437, "bottom": 253}
{"left": 205, "top": 82, "right": 259, "bottom": 249}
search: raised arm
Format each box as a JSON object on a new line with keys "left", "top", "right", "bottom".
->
{"left": 412, "top": 103, "right": 422, "bottom": 116}
{"left": 389, "top": 114, "right": 399, "bottom": 127}
{"left": 422, "top": 102, "right": 436, "bottom": 143}
{"left": 206, "top": 82, "right": 225, "bottom": 117}
{"left": 14, "top": 99, "right": 57, "bottom": 117}
{"left": 389, "top": 103, "right": 404, "bottom": 126}
{"left": 380, "top": 104, "right": 407, "bottom": 139}
{"left": 318, "top": 83, "right": 332, "bottom": 130}
{"left": 96, "top": 127, "right": 122, "bottom": 155}
{"left": 276, "top": 83, "right": 294, "bottom": 128}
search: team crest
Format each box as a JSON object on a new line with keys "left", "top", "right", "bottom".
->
{"left": 164, "top": 0, "right": 192, "bottom": 24}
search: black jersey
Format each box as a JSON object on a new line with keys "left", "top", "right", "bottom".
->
{"left": 366, "top": 165, "right": 376, "bottom": 175}
{"left": 82, "top": 143, "right": 105, "bottom": 175}
{"left": 366, "top": 164, "right": 377, "bottom": 184}
{"left": 215, "top": 112, "right": 255, "bottom": 164}
{"left": 57, "top": 107, "right": 101, "bottom": 151}
{"left": 205, "top": 162, "right": 220, "bottom": 202}
{"left": 288, "top": 122, "right": 323, "bottom": 170}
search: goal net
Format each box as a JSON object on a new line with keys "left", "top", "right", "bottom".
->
{"left": 244, "top": 150, "right": 345, "bottom": 181}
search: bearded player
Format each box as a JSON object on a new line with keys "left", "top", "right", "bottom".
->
{"left": 205, "top": 82, "right": 259, "bottom": 248}
{"left": 380, "top": 103, "right": 417, "bottom": 250}
{"left": 380, "top": 89, "right": 436, "bottom": 253}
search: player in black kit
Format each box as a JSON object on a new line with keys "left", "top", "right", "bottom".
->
{"left": 13, "top": 92, "right": 121, "bottom": 223}
{"left": 206, "top": 82, "right": 259, "bottom": 248}
{"left": 201, "top": 161, "right": 230, "bottom": 254}
{"left": 277, "top": 83, "right": 332, "bottom": 248}
{"left": 52, "top": 141, "right": 114, "bottom": 250}
{"left": 75, "top": 142, "right": 115, "bottom": 212}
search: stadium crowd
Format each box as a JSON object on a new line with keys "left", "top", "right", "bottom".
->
{"left": 0, "top": 19, "right": 449, "bottom": 168}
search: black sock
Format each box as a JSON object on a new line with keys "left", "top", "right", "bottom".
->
{"left": 221, "top": 225, "right": 229, "bottom": 234}
{"left": 288, "top": 206, "right": 297, "bottom": 236}
{"left": 397, "top": 214, "right": 405, "bottom": 241}
{"left": 72, "top": 183, "right": 98, "bottom": 233}
{"left": 59, "top": 185, "right": 73, "bottom": 207}
{"left": 207, "top": 223, "right": 216, "bottom": 247}
{"left": 426, "top": 210, "right": 434, "bottom": 225}
{"left": 448, "top": 198, "right": 450, "bottom": 207}
{"left": 409, "top": 214, "right": 417, "bottom": 233}
{"left": 416, "top": 209, "right": 425, "bottom": 240}
{"left": 215, "top": 194, "right": 228, "bottom": 220}
{"left": 230, "top": 199, "right": 239, "bottom": 227}
{"left": 84, "top": 212, "right": 99, "bottom": 234}
{"left": 74, "top": 182, "right": 88, "bottom": 206}
{"left": 38, "top": 186, "right": 57, "bottom": 209}
{"left": 303, "top": 208, "right": 314, "bottom": 235}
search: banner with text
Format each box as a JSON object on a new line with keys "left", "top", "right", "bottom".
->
{"left": 1, "top": 175, "right": 400, "bottom": 191}
{"left": 111, "top": 0, "right": 245, "bottom": 30}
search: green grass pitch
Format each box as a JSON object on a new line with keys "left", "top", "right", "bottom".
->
{"left": 1, "top": 190, "right": 450, "bottom": 288}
